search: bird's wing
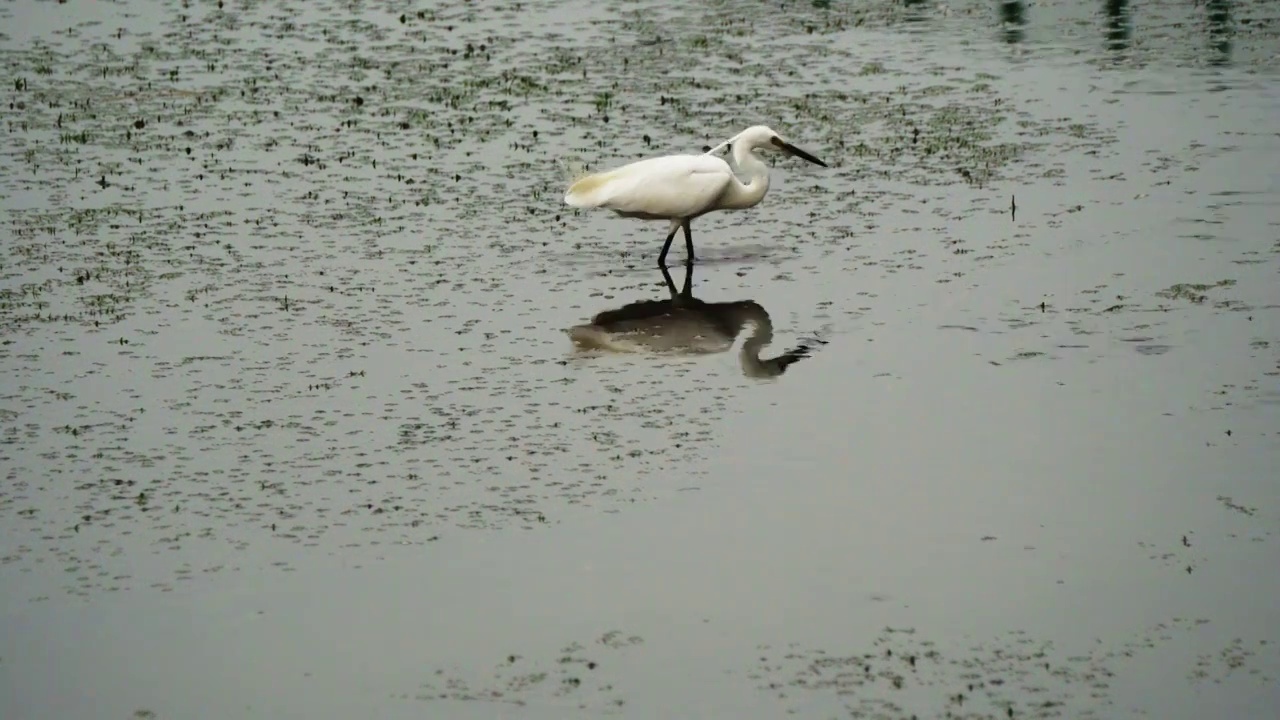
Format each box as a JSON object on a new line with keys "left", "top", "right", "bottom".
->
{"left": 569, "top": 309, "right": 733, "bottom": 355}
{"left": 566, "top": 154, "right": 733, "bottom": 218}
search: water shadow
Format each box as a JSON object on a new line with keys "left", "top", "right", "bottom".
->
{"left": 903, "top": 0, "right": 933, "bottom": 25}
{"left": 1206, "top": 0, "right": 1233, "bottom": 66}
{"left": 1103, "top": 0, "right": 1130, "bottom": 53}
{"left": 567, "top": 262, "right": 825, "bottom": 378}
{"left": 1000, "top": 1, "right": 1026, "bottom": 45}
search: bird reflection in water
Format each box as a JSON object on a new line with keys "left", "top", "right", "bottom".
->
{"left": 567, "top": 261, "right": 826, "bottom": 378}
{"left": 1103, "top": 0, "right": 1131, "bottom": 52}
{"left": 999, "top": 0, "right": 1026, "bottom": 45}
{"left": 1206, "top": 0, "right": 1233, "bottom": 66}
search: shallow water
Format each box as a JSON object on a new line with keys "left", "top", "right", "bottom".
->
{"left": 2, "top": 0, "right": 1278, "bottom": 718}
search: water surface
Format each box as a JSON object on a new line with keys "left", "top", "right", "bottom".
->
{"left": 2, "top": 0, "right": 1278, "bottom": 717}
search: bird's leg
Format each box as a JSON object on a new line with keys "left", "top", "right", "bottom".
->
{"left": 665, "top": 257, "right": 695, "bottom": 308}
{"left": 681, "top": 219, "right": 696, "bottom": 263}
{"left": 657, "top": 219, "right": 680, "bottom": 267}
{"left": 659, "top": 263, "right": 678, "bottom": 298}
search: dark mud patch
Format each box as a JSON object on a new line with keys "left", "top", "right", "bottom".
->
{"left": 1156, "top": 279, "right": 1238, "bottom": 305}
{"left": 410, "top": 630, "right": 643, "bottom": 711}
{"left": 751, "top": 620, "right": 1277, "bottom": 718}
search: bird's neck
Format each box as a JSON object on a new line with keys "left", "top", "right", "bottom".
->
{"left": 732, "top": 305, "right": 781, "bottom": 377}
{"left": 721, "top": 146, "right": 771, "bottom": 210}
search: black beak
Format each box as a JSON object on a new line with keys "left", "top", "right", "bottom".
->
{"left": 770, "top": 135, "right": 828, "bottom": 167}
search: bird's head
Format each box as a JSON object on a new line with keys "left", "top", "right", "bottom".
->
{"left": 729, "top": 125, "right": 828, "bottom": 167}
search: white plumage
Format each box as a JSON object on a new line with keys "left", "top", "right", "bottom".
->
{"left": 564, "top": 125, "right": 827, "bottom": 266}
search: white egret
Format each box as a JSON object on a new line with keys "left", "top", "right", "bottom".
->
{"left": 563, "top": 125, "right": 827, "bottom": 266}
{"left": 567, "top": 262, "right": 825, "bottom": 378}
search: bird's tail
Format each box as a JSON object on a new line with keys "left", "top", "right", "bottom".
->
{"left": 561, "top": 157, "right": 611, "bottom": 207}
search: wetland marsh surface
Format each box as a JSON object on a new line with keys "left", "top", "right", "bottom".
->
{"left": 2, "top": 0, "right": 1278, "bottom": 717}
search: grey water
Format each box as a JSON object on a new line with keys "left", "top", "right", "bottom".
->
{"left": 2, "top": 0, "right": 1278, "bottom": 718}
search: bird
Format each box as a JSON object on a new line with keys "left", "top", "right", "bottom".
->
{"left": 567, "top": 261, "right": 825, "bottom": 378}
{"left": 563, "top": 125, "right": 827, "bottom": 267}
